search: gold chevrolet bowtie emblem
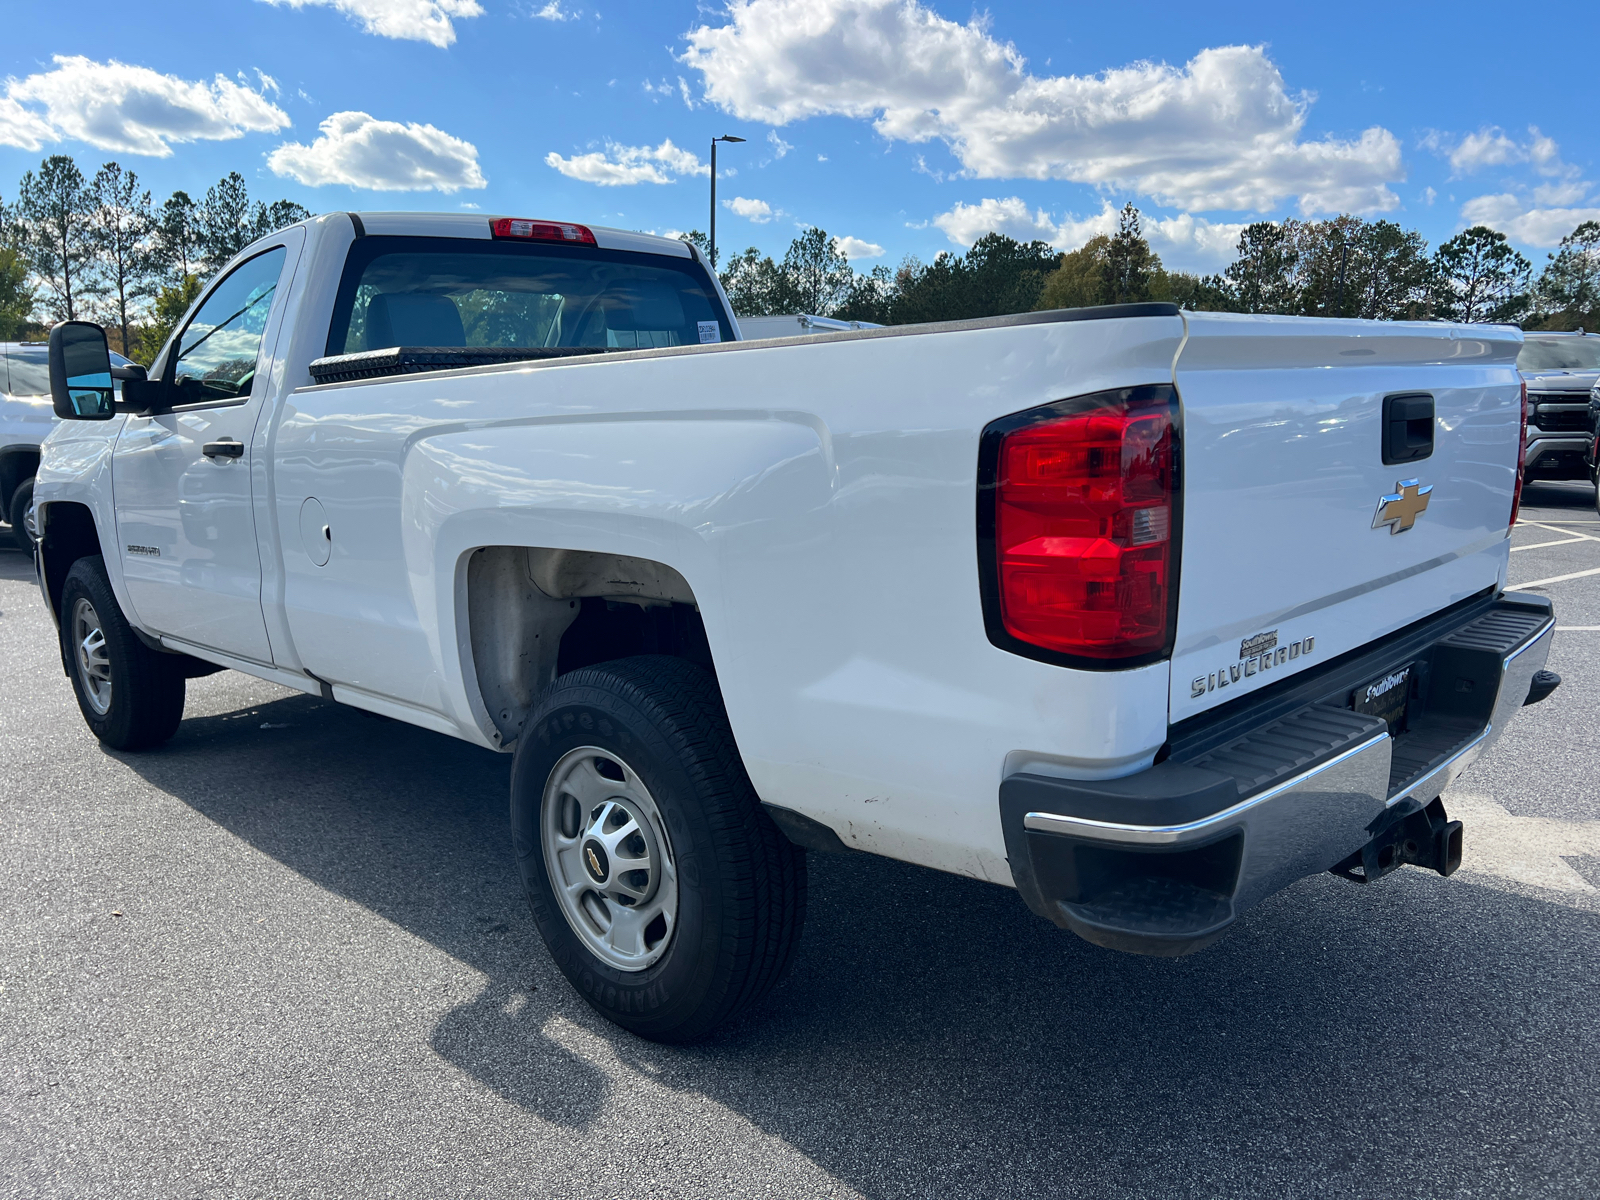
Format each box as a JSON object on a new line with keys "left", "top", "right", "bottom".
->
{"left": 1372, "top": 479, "right": 1433, "bottom": 534}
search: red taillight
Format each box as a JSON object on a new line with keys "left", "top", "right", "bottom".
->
{"left": 984, "top": 387, "right": 1178, "bottom": 662}
{"left": 1510, "top": 378, "right": 1528, "bottom": 529}
{"left": 490, "top": 218, "right": 597, "bottom": 245}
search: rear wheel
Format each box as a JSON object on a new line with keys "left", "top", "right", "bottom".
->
{"left": 9, "top": 478, "right": 35, "bottom": 552}
{"left": 59, "top": 556, "right": 185, "bottom": 750}
{"left": 511, "top": 655, "right": 806, "bottom": 1042}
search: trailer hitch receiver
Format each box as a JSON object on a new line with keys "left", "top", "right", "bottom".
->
{"left": 1330, "top": 796, "right": 1463, "bottom": 884}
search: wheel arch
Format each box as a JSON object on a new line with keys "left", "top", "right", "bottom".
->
{"left": 36, "top": 500, "right": 104, "bottom": 628}
{"left": 463, "top": 544, "right": 715, "bottom": 750}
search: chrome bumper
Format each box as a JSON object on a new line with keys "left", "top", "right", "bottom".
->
{"left": 1000, "top": 594, "right": 1555, "bottom": 956}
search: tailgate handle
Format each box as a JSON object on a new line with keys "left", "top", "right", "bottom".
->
{"left": 1382, "top": 393, "right": 1434, "bottom": 465}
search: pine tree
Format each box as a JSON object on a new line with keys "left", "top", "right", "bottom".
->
{"left": 782, "top": 228, "right": 854, "bottom": 315}
{"left": 1434, "top": 226, "right": 1532, "bottom": 324}
{"left": 1101, "top": 203, "right": 1161, "bottom": 304}
{"left": 89, "top": 162, "right": 157, "bottom": 357}
{"left": 196, "top": 172, "right": 255, "bottom": 272}
{"left": 17, "top": 155, "right": 98, "bottom": 322}
{"left": 717, "top": 247, "right": 796, "bottom": 316}
{"left": 1534, "top": 221, "right": 1600, "bottom": 330}
{"left": 153, "top": 191, "right": 201, "bottom": 283}
{"left": 0, "top": 195, "right": 35, "bottom": 339}
{"left": 1226, "top": 221, "right": 1303, "bottom": 315}
{"left": 1349, "top": 220, "right": 1435, "bottom": 321}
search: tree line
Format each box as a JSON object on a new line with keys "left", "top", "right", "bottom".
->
{"left": 4, "top": 149, "right": 1593, "bottom": 362}
{"left": 703, "top": 205, "right": 1600, "bottom": 332}
{"left": 0, "top": 154, "right": 312, "bottom": 363}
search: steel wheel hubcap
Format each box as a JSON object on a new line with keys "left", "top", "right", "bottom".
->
{"left": 71, "top": 597, "right": 112, "bottom": 716}
{"left": 542, "top": 746, "right": 677, "bottom": 971}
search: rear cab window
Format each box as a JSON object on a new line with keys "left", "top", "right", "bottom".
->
{"left": 325, "top": 237, "right": 734, "bottom": 358}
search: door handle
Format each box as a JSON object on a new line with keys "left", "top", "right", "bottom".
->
{"left": 203, "top": 439, "right": 244, "bottom": 459}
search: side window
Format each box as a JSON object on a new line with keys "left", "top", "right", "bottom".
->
{"left": 171, "top": 247, "right": 288, "bottom": 406}
{"left": 4, "top": 347, "right": 52, "bottom": 397}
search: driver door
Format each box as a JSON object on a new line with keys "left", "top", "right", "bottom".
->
{"left": 113, "top": 235, "right": 300, "bottom": 663}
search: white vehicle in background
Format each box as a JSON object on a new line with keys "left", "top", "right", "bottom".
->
{"left": 33, "top": 210, "right": 1560, "bottom": 1043}
{"left": 0, "top": 341, "right": 136, "bottom": 550}
{"left": 1516, "top": 329, "right": 1600, "bottom": 486}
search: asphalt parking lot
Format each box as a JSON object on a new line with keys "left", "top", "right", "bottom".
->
{"left": 3, "top": 482, "right": 1598, "bottom": 1200}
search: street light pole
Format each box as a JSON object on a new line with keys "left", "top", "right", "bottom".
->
{"left": 709, "top": 134, "right": 745, "bottom": 270}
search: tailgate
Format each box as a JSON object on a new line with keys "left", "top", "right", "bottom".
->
{"left": 1169, "top": 312, "right": 1522, "bottom": 722}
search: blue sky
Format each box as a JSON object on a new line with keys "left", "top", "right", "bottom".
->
{"left": 2, "top": 0, "right": 1595, "bottom": 274}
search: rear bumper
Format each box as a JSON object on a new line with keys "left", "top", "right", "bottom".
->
{"left": 1000, "top": 592, "right": 1554, "bottom": 956}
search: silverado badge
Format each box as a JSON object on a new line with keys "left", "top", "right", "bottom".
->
{"left": 1372, "top": 479, "right": 1432, "bottom": 534}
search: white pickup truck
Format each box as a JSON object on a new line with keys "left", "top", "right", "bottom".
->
{"left": 35, "top": 211, "right": 1560, "bottom": 1042}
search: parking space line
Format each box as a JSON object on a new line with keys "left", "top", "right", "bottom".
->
{"left": 1517, "top": 565, "right": 1600, "bottom": 589}
{"left": 1556, "top": 626, "right": 1600, "bottom": 631}
{"left": 1513, "top": 537, "right": 1590, "bottom": 551}
{"left": 1518, "top": 520, "right": 1600, "bottom": 543}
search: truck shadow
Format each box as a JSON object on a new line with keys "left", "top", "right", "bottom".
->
{"left": 1522, "top": 479, "right": 1596, "bottom": 510}
{"left": 118, "top": 685, "right": 1600, "bottom": 1198}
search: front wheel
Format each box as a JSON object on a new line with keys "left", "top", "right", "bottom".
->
{"left": 511, "top": 656, "right": 806, "bottom": 1043}
{"left": 59, "top": 556, "right": 186, "bottom": 750}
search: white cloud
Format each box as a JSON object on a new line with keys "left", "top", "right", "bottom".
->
{"left": 1460, "top": 193, "right": 1600, "bottom": 248}
{"left": 1432, "top": 125, "right": 1571, "bottom": 179}
{"left": 1444, "top": 127, "right": 1599, "bottom": 246}
{"left": 678, "top": 77, "right": 696, "bottom": 108}
{"left": 545, "top": 139, "right": 706, "bottom": 185}
{"left": 0, "top": 95, "right": 57, "bottom": 151}
{"left": 767, "top": 129, "right": 792, "bottom": 158}
{"left": 1446, "top": 128, "right": 1522, "bottom": 174}
{"left": 724, "top": 195, "right": 773, "bottom": 222}
{"left": 259, "top": 0, "right": 483, "bottom": 48}
{"left": 534, "top": 1, "right": 575, "bottom": 18}
{"left": 834, "top": 235, "right": 883, "bottom": 260}
{"left": 3, "top": 55, "right": 289, "bottom": 157}
{"left": 933, "top": 197, "right": 1058, "bottom": 245}
{"left": 932, "top": 197, "right": 1244, "bottom": 269}
{"left": 1534, "top": 179, "right": 1590, "bottom": 208}
{"left": 683, "top": 0, "right": 1401, "bottom": 214}
{"left": 268, "top": 111, "right": 486, "bottom": 191}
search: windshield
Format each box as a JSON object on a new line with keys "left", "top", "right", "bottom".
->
{"left": 1518, "top": 337, "right": 1600, "bottom": 372}
{"left": 326, "top": 236, "right": 732, "bottom": 357}
{"left": 5, "top": 345, "right": 133, "bottom": 397}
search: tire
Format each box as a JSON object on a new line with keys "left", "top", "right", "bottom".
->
{"left": 9, "top": 477, "right": 34, "bottom": 552}
{"left": 59, "top": 556, "right": 186, "bottom": 750}
{"left": 511, "top": 655, "right": 806, "bottom": 1043}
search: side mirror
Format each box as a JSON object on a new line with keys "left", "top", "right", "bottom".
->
{"left": 48, "top": 322, "right": 116, "bottom": 420}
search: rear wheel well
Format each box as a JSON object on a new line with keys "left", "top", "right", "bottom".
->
{"left": 466, "top": 546, "right": 714, "bottom": 747}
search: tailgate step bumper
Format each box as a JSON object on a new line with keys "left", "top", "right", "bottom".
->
{"left": 1000, "top": 592, "right": 1555, "bottom": 956}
